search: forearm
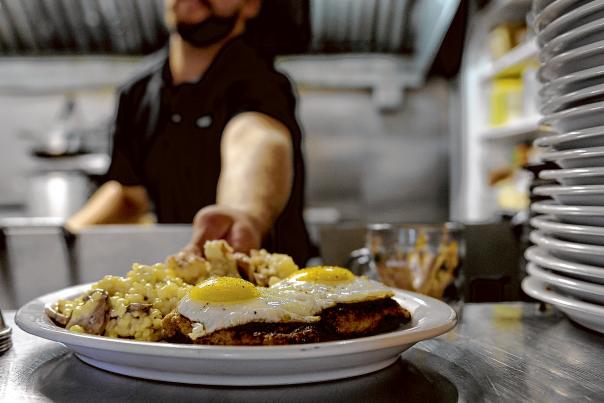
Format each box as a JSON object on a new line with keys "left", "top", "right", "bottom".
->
{"left": 216, "top": 113, "right": 293, "bottom": 235}
{"left": 66, "top": 181, "right": 150, "bottom": 231}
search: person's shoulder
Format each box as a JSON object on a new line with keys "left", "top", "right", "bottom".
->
{"left": 117, "top": 48, "right": 167, "bottom": 98}
{"left": 226, "top": 46, "right": 295, "bottom": 105}
{"left": 228, "top": 39, "right": 291, "bottom": 83}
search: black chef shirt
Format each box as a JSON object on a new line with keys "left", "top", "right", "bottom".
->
{"left": 105, "top": 37, "right": 313, "bottom": 265}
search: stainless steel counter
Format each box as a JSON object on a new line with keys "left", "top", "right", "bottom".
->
{"left": 1, "top": 303, "right": 602, "bottom": 402}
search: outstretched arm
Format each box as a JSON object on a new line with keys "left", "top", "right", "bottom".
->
{"left": 187, "top": 112, "right": 294, "bottom": 253}
{"left": 65, "top": 181, "right": 151, "bottom": 232}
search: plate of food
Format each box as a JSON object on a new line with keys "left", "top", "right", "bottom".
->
{"left": 15, "top": 240, "right": 457, "bottom": 386}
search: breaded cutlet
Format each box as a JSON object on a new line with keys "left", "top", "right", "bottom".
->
{"left": 319, "top": 298, "right": 411, "bottom": 339}
{"left": 162, "top": 298, "right": 411, "bottom": 345}
{"left": 162, "top": 311, "right": 320, "bottom": 345}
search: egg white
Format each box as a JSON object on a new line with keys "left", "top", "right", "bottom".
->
{"left": 271, "top": 276, "right": 394, "bottom": 310}
{"left": 178, "top": 273, "right": 395, "bottom": 339}
{"left": 177, "top": 287, "right": 320, "bottom": 338}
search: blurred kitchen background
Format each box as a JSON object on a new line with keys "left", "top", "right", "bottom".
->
{"left": 1, "top": 0, "right": 540, "bottom": 308}
{"left": 0, "top": 0, "right": 460, "bottom": 222}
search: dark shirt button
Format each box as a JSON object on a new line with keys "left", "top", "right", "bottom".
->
{"left": 171, "top": 113, "right": 182, "bottom": 123}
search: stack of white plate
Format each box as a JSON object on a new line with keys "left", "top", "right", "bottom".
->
{"left": 526, "top": 0, "right": 604, "bottom": 334}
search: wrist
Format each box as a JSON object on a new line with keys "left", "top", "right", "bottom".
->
{"left": 243, "top": 208, "right": 273, "bottom": 237}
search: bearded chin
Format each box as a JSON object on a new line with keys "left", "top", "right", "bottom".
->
{"left": 175, "top": 13, "right": 239, "bottom": 48}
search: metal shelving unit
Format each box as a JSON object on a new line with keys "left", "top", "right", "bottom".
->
{"left": 481, "top": 115, "right": 540, "bottom": 141}
{"left": 454, "top": 0, "right": 539, "bottom": 222}
{"left": 480, "top": 38, "right": 538, "bottom": 81}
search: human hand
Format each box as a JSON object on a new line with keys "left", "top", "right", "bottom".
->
{"left": 184, "top": 205, "right": 264, "bottom": 255}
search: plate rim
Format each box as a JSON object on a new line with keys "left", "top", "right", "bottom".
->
{"left": 539, "top": 66, "right": 604, "bottom": 99}
{"left": 540, "top": 166, "right": 604, "bottom": 179}
{"left": 533, "top": 0, "right": 555, "bottom": 14}
{"left": 540, "top": 146, "right": 604, "bottom": 160}
{"left": 541, "top": 16, "right": 604, "bottom": 61}
{"left": 540, "top": 82, "right": 604, "bottom": 114}
{"left": 539, "top": 39, "right": 604, "bottom": 81}
{"left": 15, "top": 284, "right": 457, "bottom": 361}
{"left": 540, "top": 100, "right": 604, "bottom": 126}
{"left": 527, "top": 262, "right": 604, "bottom": 295}
{"left": 522, "top": 276, "right": 604, "bottom": 316}
{"left": 537, "top": 0, "right": 604, "bottom": 40}
{"left": 535, "top": 0, "right": 596, "bottom": 32}
{"left": 532, "top": 200, "right": 604, "bottom": 215}
{"left": 531, "top": 214, "right": 604, "bottom": 236}
{"left": 530, "top": 230, "right": 604, "bottom": 255}
{"left": 535, "top": 125, "right": 604, "bottom": 148}
{"left": 533, "top": 184, "right": 604, "bottom": 196}
{"left": 525, "top": 246, "right": 604, "bottom": 280}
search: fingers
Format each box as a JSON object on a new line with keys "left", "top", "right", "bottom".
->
{"left": 186, "top": 205, "right": 264, "bottom": 255}
{"left": 189, "top": 207, "right": 234, "bottom": 251}
{"left": 226, "top": 219, "right": 261, "bottom": 253}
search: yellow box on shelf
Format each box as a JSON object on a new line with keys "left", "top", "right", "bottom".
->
{"left": 494, "top": 59, "right": 537, "bottom": 79}
{"left": 489, "top": 78, "right": 523, "bottom": 127}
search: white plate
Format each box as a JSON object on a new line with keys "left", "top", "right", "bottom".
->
{"left": 15, "top": 284, "right": 457, "bottom": 386}
{"left": 522, "top": 276, "right": 604, "bottom": 333}
{"left": 533, "top": 184, "right": 604, "bottom": 204}
{"left": 537, "top": 0, "right": 604, "bottom": 44}
{"left": 526, "top": 246, "right": 604, "bottom": 284}
{"left": 541, "top": 17, "right": 604, "bottom": 62}
{"left": 534, "top": 125, "right": 604, "bottom": 150}
{"left": 532, "top": 0, "right": 572, "bottom": 17}
{"left": 527, "top": 263, "right": 604, "bottom": 304}
{"left": 540, "top": 66, "right": 604, "bottom": 98}
{"left": 531, "top": 215, "right": 604, "bottom": 245}
{"left": 533, "top": 0, "right": 584, "bottom": 15}
{"left": 541, "top": 101, "right": 604, "bottom": 132}
{"left": 540, "top": 83, "right": 604, "bottom": 114}
{"left": 540, "top": 146, "right": 604, "bottom": 168}
{"left": 532, "top": 200, "right": 604, "bottom": 225}
{"left": 530, "top": 230, "right": 604, "bottom": 266}
{"left": 535, "top": 0, "right": 596, "bottom": 33}
{"left": 531, "top": 200, "right": 604, "bottom": 227}
{"left": 533, "top": 0, "right": 555, "bottom": 14}
{"left": 539, "top": 40, "right": 604, "bottom": 82}
{"left": 539, "top": 167, "right": 604, "bottom": 185}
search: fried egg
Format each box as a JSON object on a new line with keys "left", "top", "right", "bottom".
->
{"left": 177, "top": 268, "right": 396, "bottom": 339}
{"left": 271, "top": 266, "right": 395, "bottom": 309}
{"left": 177, "top": 277, "right": 320, "bottom": 339}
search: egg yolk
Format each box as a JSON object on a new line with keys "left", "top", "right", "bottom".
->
{"left": 285, "top": 266, "right": 355, "bottom": 284}
{"left": 189, "top": 277, "right": 260, "bottom": 303}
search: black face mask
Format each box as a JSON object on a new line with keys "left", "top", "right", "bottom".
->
{"left": 176, "top": 14, "right": 238, "bottom": 48}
